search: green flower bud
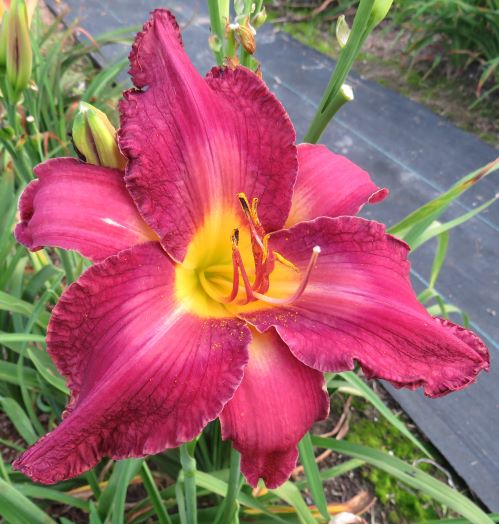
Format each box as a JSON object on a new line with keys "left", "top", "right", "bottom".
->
{"left": 5, "top": 0, "right": 32, "bottom": 96}
{"left": 72, "top": 102, "right": 126, "bottom": 170}
{"left": 366, "top": 0, "right": 393, "bottom": 33}
{"left": 0, "top": 9, "right": 8, "bottom": 69}
{"left": 335, "top": 15, "right": 350, "bottom": 49}
{"left": 251, "top": 7, "right": 267, "bottom": 29}
{"left": 208, "top": 34, "right": 222, "bottom": 54}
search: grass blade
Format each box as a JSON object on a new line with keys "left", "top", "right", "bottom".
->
{"left": 140, "top": 461, "right": 172, "bottom": 524}
{"left": 297, "top": 432, "right": 329, "bottom": 520}
{"left": 340, "top": 371, "right": 432, "bottom": 457}
{"left": 0, "top": 397, "right": 38, "bottom": 445}
{"left": 271, "top": 481, "right": 318, "bottom": 524}
{"left": 0, "top": 477, "right": 56, "bottom": 524}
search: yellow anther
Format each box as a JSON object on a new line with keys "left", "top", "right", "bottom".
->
{"left": 238, "top": 192, "right": 252, "bottom": 216}
{"left": 251, "top": 197, "right": 262, "bottom": 226}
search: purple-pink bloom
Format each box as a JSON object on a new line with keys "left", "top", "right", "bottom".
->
{"left": 13, "top": 9, "right": 489, "bottom": 488}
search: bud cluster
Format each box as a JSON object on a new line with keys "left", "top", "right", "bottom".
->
{"left": 211, "top": 2, "right": 267, "bottom": 73}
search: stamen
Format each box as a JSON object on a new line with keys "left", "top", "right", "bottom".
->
{"left": 232, "top": 227, "right": 240, "bottom": 247}
{"left": 238, "top": 193, "right": 252, "bottom": 216}
{"left": 218, "top": 229, "right": 244, "bottom": 304}
{"left": 219, "top": 251, "right": 240, "bottom": 303}
{"left": 238, "top": 192, "right": 266, "bottom": 253}
{"left": 253, "top": 246, "right": 320, "bottom": 306}
{"left": 251, "top": 197, "right": 261, "bottom": 225}
{"left": 233, "top": 248, "right": 256, "bottom": 304}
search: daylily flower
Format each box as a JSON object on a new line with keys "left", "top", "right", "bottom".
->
{"left": 13, "top": 9, "right": 489, "bottom": 487}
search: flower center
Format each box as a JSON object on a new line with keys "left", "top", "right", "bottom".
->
{"left": 175, "top": 195, "right": 319, "bottom": 318}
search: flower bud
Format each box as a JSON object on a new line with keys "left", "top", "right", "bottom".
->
{"left": 0, "top": 8, "right": 8, "bottom": 68}
{"left": 5, "top": 0, "right": 32, "bottom": 95}
{"left": 72, "top": 102, "right": 126, "bottom": 170}
{"left": 251, "top": 7, "right": 266, "bottom": 29}
{"left": 336, "top": 15, "right": 350, "bottom": 49}
{"left": 208, "top": 34, "right": 222, "bottom": 54}
{"left": 26, "top": 0, "right": 36, "bottom": 26}
{"left": 235, "top": 17, "right": 256, "bottom": 55}
{"left": 366, "top": 0, "right": 393, "bottom": 33}
{"left": 234, "top": 0, "right": 245, "bottom": 16}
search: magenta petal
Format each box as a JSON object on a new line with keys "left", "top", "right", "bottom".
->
{"left": 242, "top": 217, "right": 489, "bottom": 398}
{"left": 119, "top": 9, "right": 297, "bottom": 261}
{"left": 13, "top": 242, "right": 250, "bottom": 483}
{"left": 286, "top": 144, "right": 387, "bottom": 226}
{"left": 15, "top": 158, "right": 157, "bottom": 262}
{"left": 220, "top": 329, "right": 329, "bottom": 488}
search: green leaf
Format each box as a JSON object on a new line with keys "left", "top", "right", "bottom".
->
{"left": 312, "top": 436, "right": 494, "bottom": 524}
{"left": 15, "top": 483, "right": 90, "bottom": 511}
{"left": 83, "top": 58, "right": 128, "bottom": 102}
{"left": 411, "top": 194, "right": 498, "bottom": 251}
{"left": 0, "top": 477, "right": 56, "bottom": 524}
{"left": 27, "top": 347, "right": 69, "bottom": 395}
{"left": 420, "top": 514, "right": 499, "bottom": 524}
{"left": 24, "top": 265, "right": 62, "bottom": 301}
{"left": 195, "top": 471, "right": 287, "bottom": 523}
{"left": 0, "top": 360, "right": 38, "bottom": 389}
{"left": 140, "top": 461, "right": 172, "bottom": 524}
{"left": 0, "top": 332, "right": 46, "bottom": 345}
{"left": 0, "top": 397, "right": 38, "bottom": 444}
{"left": 429, "top": 231, "right": 449, "bottom": 289}
{"left": 98, "top": 458, "right": 142, "bottom": 524}
{"left": 297, "top": 432, "right": 329, "bottom": 520}
{"left": 0, "top": 291, "right": 50, "bottom": 328}
{"left": 389, "top": 159, "right": 499, "bottom": 246}
{"left": 340, "top": 371, "right": 432, "bottom": 457}
{"left": 270, "top": 482, "right": 317, "bottom": 524}
{"left": 89, "top": 502, "right": 104, "bottom": 524}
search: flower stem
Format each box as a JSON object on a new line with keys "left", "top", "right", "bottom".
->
{"left": 179, "top": 441, "right": 198, "bottom": 524}
{"left": 215, "top": 446, "right": 242, "bottom": 524}
{"left": 207, "top": 0, "right": 224, "bottom": 65}
{"left": 303, "top": 0, "right": 376, "bottom": 143}
{"left": 140, "top": 461, "right": 172, "bottom": 524}
{"left": 303, "top": 84, "right": 354, "bottom": 144}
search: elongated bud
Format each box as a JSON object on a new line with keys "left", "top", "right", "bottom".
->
{"left": 251, "top": 7, "right": 266, "bottom": 29}
{"left": 5, "top": 0, "right": 32, "bottom": 95}
{"left": 336, "top": 15, "right": 350, "bottom": 48}
{"left": 0, "top": 8, "right": 8, "bottom": 68}
{"left": 72, "top": 102, "right": 126, "bottom": 170}
{"left": 235, "top": 17, "right": 256, "bottom": 55}
{"left": 366, "top": 0, "right": 393, "bottom": 33}
{"left": 25, "top": 0, "right": 36, "bottom": 26}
